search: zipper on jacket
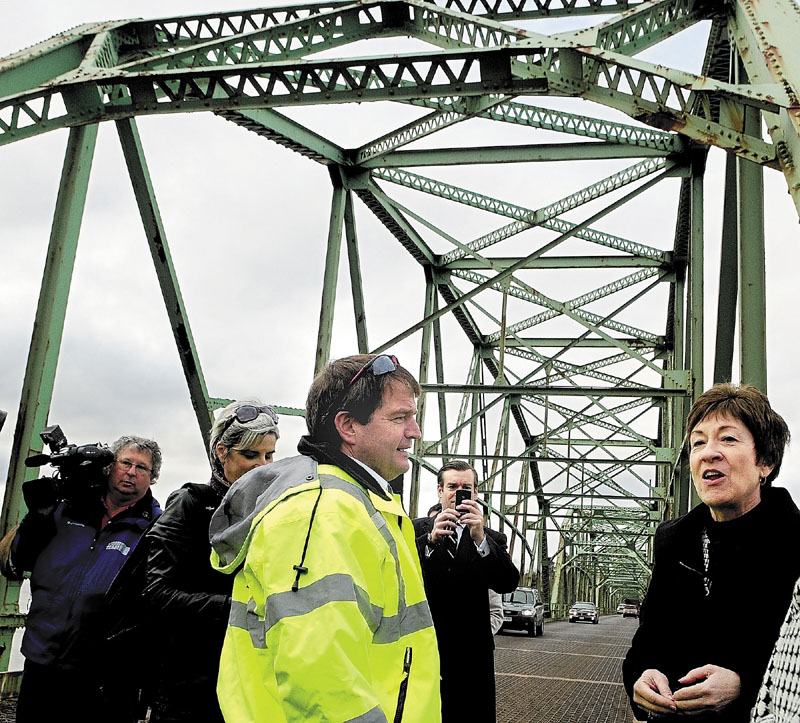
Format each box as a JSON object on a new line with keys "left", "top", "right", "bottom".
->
{"left": 393, "top": 646, "right": 413, "bottom": 723}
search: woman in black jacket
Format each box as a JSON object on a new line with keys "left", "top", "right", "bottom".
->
{"left": 623, "top": 383, "right": 800, "bottom": 722}
{"left": 143, "top": 401, "right": 280, "bottom": 723}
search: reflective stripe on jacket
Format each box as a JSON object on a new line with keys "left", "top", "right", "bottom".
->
{"left": 210, "top": 456, "right": 441, "bottom": 723}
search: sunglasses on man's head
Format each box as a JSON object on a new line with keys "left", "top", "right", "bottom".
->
{"left": 348, "top": 354, "right": 398, "bottom": 386}
{"left": 324, "top": 354, "right": 399, "bottom": 424}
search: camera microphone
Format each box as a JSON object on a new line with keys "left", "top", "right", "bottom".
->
{"left": 25, "top": 454, "right": 52, "bottom": 468}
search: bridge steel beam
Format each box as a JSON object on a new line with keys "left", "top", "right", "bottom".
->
{"left": 0, "top": 124, "right": 98, "bottom": 671}
{"left": 1, "top": 0, "right": 798, "bottom": 659}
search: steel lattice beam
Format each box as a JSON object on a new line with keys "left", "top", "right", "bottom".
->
{"left": 2, "top": 0, "right": 798, "bottom": 665}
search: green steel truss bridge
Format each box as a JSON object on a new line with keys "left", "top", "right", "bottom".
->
{"left": 1, "top": 0, "right": 798, "bottom": 670}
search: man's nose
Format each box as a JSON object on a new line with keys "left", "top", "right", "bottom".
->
{"left": 407, "top": 419, "right": 421, "bottom": 439}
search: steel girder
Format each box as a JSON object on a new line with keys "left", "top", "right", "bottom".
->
{"left": 2, "top": 0, "right": 798, "bottom": 664}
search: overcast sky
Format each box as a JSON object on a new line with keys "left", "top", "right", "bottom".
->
{"left": 2, "top": 0, "right": 800, "bottom": 520}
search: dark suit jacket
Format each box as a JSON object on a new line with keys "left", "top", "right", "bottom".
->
{"left": 413, "top": 515, "right": 519, "bottom": 722}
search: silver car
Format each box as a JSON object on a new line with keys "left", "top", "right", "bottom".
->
{"left": 569, "top": 601, "right": 599, "bottom": 624}
{"left": 501, "top": 587, "right": 545, "bottom": 637}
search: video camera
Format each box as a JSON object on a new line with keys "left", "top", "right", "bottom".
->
{"left": 23, "top": 425, "right": 114, "bottom": 510}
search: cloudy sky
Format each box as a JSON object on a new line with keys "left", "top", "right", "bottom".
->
{"left": 2, "top": 0, "right": 800, "bottom": 521}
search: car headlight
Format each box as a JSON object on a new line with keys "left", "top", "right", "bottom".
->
{"left": 521, "top": 609, "right": 533, "bottom": 616}
{"left": 568, "top": 609, "right": 576, "bottom": 615}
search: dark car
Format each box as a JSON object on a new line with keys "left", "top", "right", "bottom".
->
{"left": 568, "top": 601, "right": 599, "bottom": 624}
{"left": 621, "top": 603, "right": 639, "bottom": 618}
{"left": 501, "top": 587, "right": 545, "bottom": 637}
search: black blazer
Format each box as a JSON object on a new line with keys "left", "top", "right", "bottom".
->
{"left": 413, "top": 515, "right": 519, "bottom": 721}
{"left": 622, "top": 486, "right": 800, "bottom": 722}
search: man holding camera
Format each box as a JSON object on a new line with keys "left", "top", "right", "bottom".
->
{"left": 413, "top": 460, "right": 519, "bottom": 722}
{"left": 4, "top": 434, "right": 162, "bottom": 723}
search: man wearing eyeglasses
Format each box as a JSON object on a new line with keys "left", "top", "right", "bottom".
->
{"left": 211, "top": 354, "right": 442, "bottom": 722}
{"left": 4, "top": 435, "right": 162, "bottom": 723}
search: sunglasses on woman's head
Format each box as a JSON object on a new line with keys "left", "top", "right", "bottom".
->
{"left": 219, "top": 404, "right": 279, "bottom": 437}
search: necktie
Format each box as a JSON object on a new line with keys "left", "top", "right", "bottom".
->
{"left": 443, "top": 525, "right": 458, "bottom": 559}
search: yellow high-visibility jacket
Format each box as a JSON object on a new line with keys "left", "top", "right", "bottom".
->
{"left": 210, "top": 455, "right": 442, "bottom": 723}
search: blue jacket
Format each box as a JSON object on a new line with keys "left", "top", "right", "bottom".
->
{"left": 12, "top": 488, "right": 161, "bottom": 671}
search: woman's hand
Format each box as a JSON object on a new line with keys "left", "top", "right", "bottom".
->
{"left": 673, "top": 664, "right": 741, "bottom": 715}
{"left": 633, "top": 668, "right": 677, "bottom": 718}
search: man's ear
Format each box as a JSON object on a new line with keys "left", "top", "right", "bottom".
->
{"left": 333, "top": 410, "right": 358, "bottom": 445}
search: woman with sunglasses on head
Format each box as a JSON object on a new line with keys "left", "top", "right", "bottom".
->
{"left": 143, "top": 401, "right": 279, "bottom": 723}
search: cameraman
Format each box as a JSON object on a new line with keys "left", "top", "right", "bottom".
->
{"left": 5, "top": 435, "right": 162, "bottom": 723}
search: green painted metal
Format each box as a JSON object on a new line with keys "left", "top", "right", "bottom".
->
{"left": 689, "top": 156, "right": 705, "bottom": 400}
{"left": 738, "top": 105, "right": 768, "bottom": 392}
{"left": 729, "top": 0, "right": 800, "bottom": 219}
{"left": 116, "top": 118, "right": 215, "bottom": 445}
{"left": 343, "top": 191, "right": 369, "bottom": 355}
{"left": 314, "top": 174, "right": 347, "bottom": 374}
{"left": 714, "top": 153, "right": 739, "bottom": 385}
{"left": 410, "top": 277, "right": 437, "bottom": 518}
{"left": 2, "top": 0, "right": 796, "bottom": 662}
{"left": 0, "top": 123, "right": 98, "bottom": 670}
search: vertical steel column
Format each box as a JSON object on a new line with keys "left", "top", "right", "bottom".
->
{"left": 550, "top": 514, "right": 567, "bottom": 611}
{"left": 468, "top": 357, "right": 480, "bottom": 460}
{"left": 737, "top": 105, "right": 768, "bottom": 392}
{"left": 686, "top": 157, "right": 706, "bottom": 512}
{"left": 315, "top": 171, "right": 346, "bottom": 375}
{"left": 714, "top": 154, "right": 739, "bottom": 384}
{"left": 688, "top": 157, "right": 704, "bottom": 399}
{"left": 0, "top": 124, "right": 98, "bottom": 672}
{"left": 343, "top": 191, "right": 368, "bottom": 355}
{"left": 116, "top": 119, "right": 214, "bottom": 444}
{"left": 432, "top": 300, "right": 448, "bottom": 458}
{"left": 671, "top": 265, "right": 691, "bottom": 516}
{"left": 410, "top": 271, "right": 436, "bottom": 518}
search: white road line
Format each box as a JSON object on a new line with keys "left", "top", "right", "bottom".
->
{"left": 501, "top": 647, "right": 625, "bottom": 660}
{"left": 496, "top": 673, "right": 624, "bottom": 686}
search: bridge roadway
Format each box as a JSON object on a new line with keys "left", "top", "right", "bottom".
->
{"left": 0, "top": 614, "right": 638, "bottom": 721}
{"left": 496, "top": 613, "right": 637, "bottom": 723}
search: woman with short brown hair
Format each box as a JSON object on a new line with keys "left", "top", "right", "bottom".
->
{"left": 623, "top": 383, "right": 800, "bottom": 722}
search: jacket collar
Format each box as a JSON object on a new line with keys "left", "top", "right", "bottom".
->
{"left": 297, "top": 435, "right": 392, "bottom": 502}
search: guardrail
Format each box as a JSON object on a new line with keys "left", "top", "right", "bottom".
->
{"left": 0, "top": 671, "right": 21, "bottom": 699}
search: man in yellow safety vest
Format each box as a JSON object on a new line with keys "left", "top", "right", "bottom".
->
{"left": 210, "top": 354, "right": 441, "bottom": 723}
